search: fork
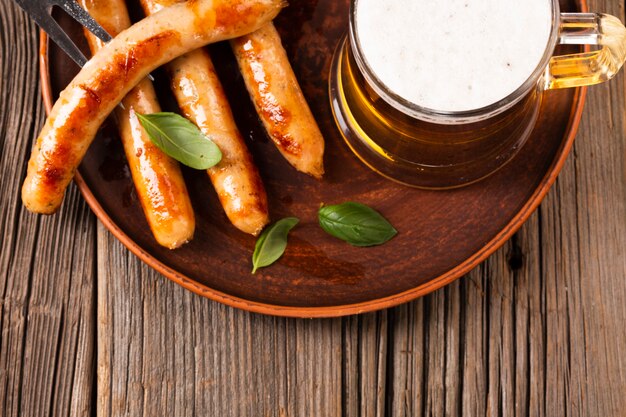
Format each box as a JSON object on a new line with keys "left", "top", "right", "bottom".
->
{"left": 13, "top": 0, "right": 112, "bottom": 68}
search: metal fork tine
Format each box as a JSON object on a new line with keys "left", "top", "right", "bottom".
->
{"left": 44, "top": 18, "right": 89, "bottom": 67}
{"left": 12, "top": 0, "right": 89, "bottom": 67}
{"left": 12, "top": 0, "right": 154, "bottom": 82}
{"left": 52, "top": 0, "right": 112, "bottom": 43}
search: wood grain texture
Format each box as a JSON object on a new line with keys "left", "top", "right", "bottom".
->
{"left": 0, "top": 1, "right": 96, "bottom": 417}
{"left": 1, "top": 0, "right": 626, "bottom": 415}
{"left": 97, "top": 226, "right": 343, "bottom": 417}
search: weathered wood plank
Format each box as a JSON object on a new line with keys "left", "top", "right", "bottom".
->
{"left": 96, "top": 225, "right": 343, "bottom": 417}
{"left": 342, "top": 315, "right": 360, "bottom": 417}
{"left": 0, "top": 2, "right": 96, "bottom": 417}
{"left": 539, "top": 0, "right": 626, "bottom": 414}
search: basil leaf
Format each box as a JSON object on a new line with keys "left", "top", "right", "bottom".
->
{"left": 252, "top": 217, "right": 299, "bottom": 273}
{"left": 318, "top": 202, "right": 397, "bottom": 246}
{"left": 137, "top": 112, "right": 222, "bottom": 170}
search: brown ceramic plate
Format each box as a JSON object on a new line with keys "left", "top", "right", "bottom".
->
{"left": 40, "top": 0, "right": 586, "bottom": 317}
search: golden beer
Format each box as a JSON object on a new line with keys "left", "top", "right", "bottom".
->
{"left": 329, "top": 0, "right": 626, "bottom": 188}
{"left": 330, "top": 38, "right": 543, "bottom": 188}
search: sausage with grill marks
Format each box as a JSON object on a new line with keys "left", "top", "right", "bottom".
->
{"left": 140, "top": 0, "right": 269, "bottom": 236}
{"left": 231, "top": 23, "right": 325, "bottom": 179}
{"left": 21, "top": 0, "right": 285, "bottom": 214}
{"left": 79, "top": 0, "right": 195, "bottom": 249}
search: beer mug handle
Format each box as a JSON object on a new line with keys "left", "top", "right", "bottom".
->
{"left": 545, "top": 13, "right": 626, "bottom": 89}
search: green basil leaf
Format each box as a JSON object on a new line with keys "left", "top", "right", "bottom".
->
{"left": 252, "top": 217, "right": 299, "bottom": 273}
{"left": 318, "top": 202, "right": 397, "bottom": 246}
{"left": 137, "top": 112, "right": 222, "bottom": 170}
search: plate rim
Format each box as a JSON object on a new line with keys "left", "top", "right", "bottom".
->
{"left": 38, "top": 1, "right": 587, "bottom": 317}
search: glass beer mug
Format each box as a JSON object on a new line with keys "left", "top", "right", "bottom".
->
{"left": 329, "top": 0, "right": 626, "bottom": 188}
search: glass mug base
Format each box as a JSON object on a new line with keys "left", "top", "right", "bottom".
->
{"left": 329, "top": 36, "right": 544, "bottom": 189}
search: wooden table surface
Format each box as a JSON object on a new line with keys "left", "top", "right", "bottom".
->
{"left": 2, "top": 0, "right": 626, "bottom": 415}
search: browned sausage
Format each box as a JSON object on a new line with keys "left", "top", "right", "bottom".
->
{"left": 79, "top": 0, "right": 194, "bottom": 249}
{"left": 140, "top": 0, "right": 270, "bottom": 236}
{"left": 21, "top": 0, "right": 285, "bottom": 214}
{"left": 231, "top": 23, "right": 325, "bottom": 179}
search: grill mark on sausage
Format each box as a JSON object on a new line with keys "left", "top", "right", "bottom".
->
{"left": 119, "top": 31, "right": 179, "bottom": 79}
{"left": 41, "top": 166, "right": 64, "bottom": 187}
{"left": 270, "top": 130, "right": 301, "bottom": 156}
{"left": 91, "top": 31, "right": 180, "bottom": 100}
{"left": 78, "top": 84, "right": 102, "bottom": 104}
{"left": 238, "top": 38, "right": 300, "bottom": 156}
{"left": 214, "top": 3, "right": 267, "bottom": 34}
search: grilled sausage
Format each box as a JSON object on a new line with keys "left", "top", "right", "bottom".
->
{"left": 231, "top": 23, "right": 325, "bottom": 179}
{"left": 79, "top": 0, "right": 195, "bottom": 249}
{"left": 22, "top": 0, "right": 285, "bottom": 214}
{"left": 140, "top": 0, "right": 270, "bottom": 236}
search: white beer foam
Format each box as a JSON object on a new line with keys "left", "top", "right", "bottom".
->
{"left": 355, "top": 0, "right": 552, "bottom": 112}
